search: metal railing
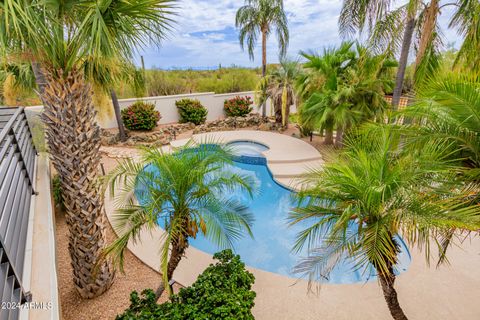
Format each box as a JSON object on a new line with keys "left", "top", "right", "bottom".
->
{"left": 0, "top": 107, "right": 37, "bottom": 319}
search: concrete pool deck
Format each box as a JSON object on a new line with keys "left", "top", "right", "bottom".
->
{"left": 102, "top": 130, "right": 480, "bottom": 320}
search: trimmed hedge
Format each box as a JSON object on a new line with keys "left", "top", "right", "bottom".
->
{"left": 224, "top": 96, "right": 253, "bottom": 117}
{"left": 175, "top": 98, "right": 208, "bottom": 125}
{"left": 116, "top": 250, "right": 256, "bottom": 320}
{"left": 121, "top": 101, "right": 161, "bottom": 131}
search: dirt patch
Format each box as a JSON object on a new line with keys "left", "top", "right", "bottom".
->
{"left": 56, "top": 209, "right": 180, "bottom": 320}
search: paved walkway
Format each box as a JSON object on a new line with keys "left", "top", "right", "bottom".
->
{"left": 103, "top": 130, "right": 480, "bottom": 320}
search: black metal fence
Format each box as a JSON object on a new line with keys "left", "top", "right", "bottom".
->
{"left": 0, "top": 107, "right": 37, "bottom": 319}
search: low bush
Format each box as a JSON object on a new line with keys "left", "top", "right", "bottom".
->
{"left": 121, "top": 101, "right": 161, "bottom": 131}
{"left": 175, "top": 98, "right": 208, "bottom": 125}
{"left": 224, "top": 96, "right": 253, "bottom": 117}
{"left": 52, "top": 175, "right": 64, "bottom": 210}
{"left": 116, "top": 250, "right": 256, "bottom": 320}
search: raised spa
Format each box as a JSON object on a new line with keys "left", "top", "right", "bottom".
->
{"left": 226, "top": 140, "right": 270, "bottom": 157}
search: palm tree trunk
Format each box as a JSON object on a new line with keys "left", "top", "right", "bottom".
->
{"left": 31, "top": 62, "right": 47, "bottom": 95}
{"left": 155, "top": 238, "right": 189, "bottom": 298}
{"left": 415, "top": 0, "right": 439, "bottom": 69}
{"left": 41, "top": 69, "right": 115, "bottom": 299}
{"left": 392, "top": 15, "right": 416, "bottom": 110}
{"left": 284, "top": 102, "right": 291, "bottom": 128}
{"left": 334, "top": 126, "right": 344, "bottom": 148}
{"left": 261, "top": 29, "right": 267, "bottom": 117}
{"left": 378, "top": 272, "right": 408, "bottom": 320}
{"left": 324, "top": 128, "right": 334, "bottom": 145}
{"left": 274, "top": 96, "right": 282, "bottom": 123}
{"left": 110, "top": 89, "right": 127, "bottom": 142}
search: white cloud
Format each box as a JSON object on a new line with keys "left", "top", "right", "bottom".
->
{"left": 137, "top": 0, "right": 463, "bottom": 69}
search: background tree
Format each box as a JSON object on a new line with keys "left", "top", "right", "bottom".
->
{"left": 297, "top": 42, "right": 355, "bottom": 145}
{"left": 236, "top": 0, "right": 289, "bottom": 116}
{"left": 339, "top": 0, "right": 480, "bottom": 107}
{"left": 298, "top": 42, "right": 395, "bottom": 147}
{"left": 0, "top": 0, "right": 176, "bottom": 298}
{"left": 89, "top": 60, "right": 147, "bottom": 142}
{"left": 106, "top": 144, "right": 255, "bottom": 297}
{"left": 256, "top": 59, "right": 301, "bottom": 127}
{"left": 290, "top": 125, "right": 480, "bottom": 320}
{"left": 340, "top": 0, "right": 419, "bottom": 109}
{"left": 0, "top": 61, "right": 37, "bottom": 105}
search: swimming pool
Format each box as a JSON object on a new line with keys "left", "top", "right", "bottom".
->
{"left": 141, "top": 144, "right": 411, "bottom": 283}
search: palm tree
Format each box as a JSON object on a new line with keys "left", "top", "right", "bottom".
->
{"left": 90, "top": 60, "right": 147, "bottom": 142}
{"left": 0, "top": 0, "right": 176, "bottom": 298}
{"left": 0, "top": 61, "right": 37, "bottom": 105}
{"left": 298, "top": 43, "right": 395, "bottom": 147}
{"left": 236, "top": 0, "right": 289, "bottom": 116}
{"left": 289, "top": 125, "right": 480, "bottom": 320}
{"left": 256, "top": 59, "right": 301, "bottom": 127}
{"left": 339, "top": 0, "right": 480, "bottom": 107}
{"left": 401, "top": 72, "right": 480, "bottom": 179}
{"left": 340, "top": 0, "right": 419, "bottom": 109}
{"left": 106, "top": 143, "right": 255, "bottom": 297}
{"left": 297, "top": 42, "right": 355, "bottom": 145}
{"left": 449, "top": 0, "right": 480, "bottom": 72}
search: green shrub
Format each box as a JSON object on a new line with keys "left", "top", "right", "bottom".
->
{"left": 116, "top": 250, "right": 256, "bottom": 320}
{"left": 52, "top": 175, "right": 64, "bottom": 209}
{"left": 175, "top": 98, "right": 208, "bottom": 125}
{"left": 224, "top": 96, "right": 253, "bottom": 117}
{"left": 121, "top": 101, "right": 161, "bottom": 131}
{"left": 195, "top": 68, "right": 259, "bottom": 94}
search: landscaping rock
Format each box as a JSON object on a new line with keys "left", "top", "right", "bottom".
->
{"left": 100, "top": 114, "right": 285, "bottom": 147}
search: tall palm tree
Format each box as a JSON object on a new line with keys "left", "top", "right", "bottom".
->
{"left": 0, "top": 0, "right": 176, "bottom": 298}
{"left": 105, "top": 143, "right": 255, "bottom": 297}
{"left": 256, "top": 59, "right": 301, "bottom": 127}
{"left": 90, "top": 60, "right": 147, "bottom": 142}
{"left": 290, "top": 125, "right": 480, "bottom": 320}
{"left": 340, "top": 0, "right": 419, "bottom": 109}
{"left": 236, "top": 0, "right": 289, "bottom": 116}
{"left": 298, "top": 42, "right": 395, "bottom": 147}
{"left": 339, "top": 0, "right": 480, "bottom": 107}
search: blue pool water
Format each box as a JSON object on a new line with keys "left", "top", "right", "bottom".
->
{"left": 140, "top": 145, "right": 411, "bottom": 283}
{"left": 187, "top": 160, "right": 411, "bottom": 282}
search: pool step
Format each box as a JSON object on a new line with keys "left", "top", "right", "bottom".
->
{"left": 274, "top": 177, "right": 316, "bottom": 190}
{"left": 268, "top": 159, "right": 324, "bottom": 179}
{"left": 266, "top": 155, "right": 323, "bottom": 164}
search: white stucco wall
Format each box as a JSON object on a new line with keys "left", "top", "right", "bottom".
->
{"left": 24, "top": 91, "right": 298, "bottom": 129}
{"left": 99, "top": 91, "right": 270, "bottom": 129}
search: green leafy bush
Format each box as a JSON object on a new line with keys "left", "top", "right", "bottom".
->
{"left": 224, "top": 96, "right": 253, "bottom": 117}
{"left": 175, "top": 98, "right": 208, "bottom": 125}
{"left": 116, "top": 250, "right": 256, "bottom": 320}
{"left": 52, "top": 175, "right": 64, "bottom": 209}
{"left": 121, "top": 101, "right": 161, "bottom": 131}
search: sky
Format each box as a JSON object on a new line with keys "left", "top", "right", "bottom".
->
{"left": 136, "top": 0, "right": 462, "bottom": 70}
